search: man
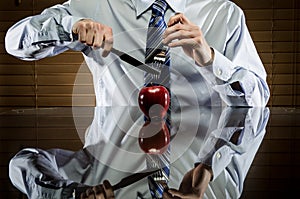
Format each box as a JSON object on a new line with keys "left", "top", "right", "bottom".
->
{"left": 5, "top": 0, "right": 269, "bottom": 198}
{"left": 5, "top": 0, "right": 269, "bottom": 107}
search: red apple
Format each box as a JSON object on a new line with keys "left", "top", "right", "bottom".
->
{"left": 138, "top": 121, "right": 170, "bottom": 154}
{"left": 138, "top": 85, "right": 170, "bottom": 120}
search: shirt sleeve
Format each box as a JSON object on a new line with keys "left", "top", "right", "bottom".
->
{"left": 9, "top": 148, "right": 90, "bottom": 199}
{"left": 5, "top": 1, "right": 85, "bottom": 61}
{"left": 197, "top": 107, "right": 269, "bottom": 189}
{"left": 196, "top": 6, "right": 270, "bottom": 107}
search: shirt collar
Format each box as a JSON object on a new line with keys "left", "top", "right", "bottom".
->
{"left": 133, "top": 0, "right": 187, "bottom": 17}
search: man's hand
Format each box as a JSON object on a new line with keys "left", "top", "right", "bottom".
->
{"left": 163, "top": 13, "right": 213, "bottom": 66}
{"left": 80, "top": 180, "right": 115, "bottom": 199}
{"left": 163, "top": 164, "right": 212, "bottom": 199}
{"left": 72, "top": 19, "right": 113, "bottom": 57}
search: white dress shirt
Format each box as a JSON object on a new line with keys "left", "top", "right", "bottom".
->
{"left": 5, "top": 0, "right": 270, "bottom": 107}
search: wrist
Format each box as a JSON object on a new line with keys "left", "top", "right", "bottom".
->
{"left": 194, "top": 47, "right": 215, "bottom": 67}
{"left": 194, "top": 162, "right": 213, "bottom": 181}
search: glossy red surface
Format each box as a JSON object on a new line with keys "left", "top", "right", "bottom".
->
{"left": 138, "top": 121, "right": 170, "bottom": 154}
{"left": 138, "top": 85, "right": 170, "bottom": 120}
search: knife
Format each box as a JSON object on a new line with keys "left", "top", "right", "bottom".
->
{"left": 74, "top": 169, "right": 160, "bottom": 198}
{"left": 111, "top": 48, "right": 160, "bottom": 75}
{"left": 73, "top": 34, "right": 160, "bottom": 75}
{"left": 112, "top": 169, "right": 160, "bottom": 190}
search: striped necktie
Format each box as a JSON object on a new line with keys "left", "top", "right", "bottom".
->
{"left": 145, "top": 0, "right": 170, "bottom": 88}
{"left": 145, "top": 1, "right": 171, "bottom": 198}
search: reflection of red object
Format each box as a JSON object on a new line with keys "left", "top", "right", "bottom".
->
{"left": 138, "top": 85, "right": 170, "bottom": 120}
{"left": 138, "top": 121, "right": 170, "bottom": 154}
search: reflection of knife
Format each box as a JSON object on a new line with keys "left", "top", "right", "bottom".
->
{"left": 112, "top": 169, "right": 160, "bottom": 190}
{"left": 74, "top": 169, "right": 160, "bottom": 198}
{"left": 111, "top": 48, "right": 160, "bottom": 75}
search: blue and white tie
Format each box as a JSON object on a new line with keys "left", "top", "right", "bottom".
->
{"left": 145, "top": 0, "right": 170, "bottom": 88}
{"left": 145, "top": 1, "right": 171, "bottom": 198}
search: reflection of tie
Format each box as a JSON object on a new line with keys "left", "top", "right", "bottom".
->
{"left": 146, "top": 150, "right": 170, "bottom": 199}
{"left": 145, "top": 2, "right": 170, "bottom": 198}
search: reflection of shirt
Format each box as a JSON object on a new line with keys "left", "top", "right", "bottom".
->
{"left": 5, "top": 0, "right": 269, "bottom": 106}
{"left": 9, "top": 106, "right": 270, "bottom": 199}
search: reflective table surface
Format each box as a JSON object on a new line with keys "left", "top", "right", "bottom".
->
{"left": 0, "top": 106, "right": 298, "bottom": 199}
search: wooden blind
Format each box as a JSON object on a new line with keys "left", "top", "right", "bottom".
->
{"left": 0, "top": 0, "right": 299, "bottom": 107}
{"left": 0, "top": 0, "right": 95, "bottom": 107}
{"left": 233, "top": 0, "right": 299, "bottom": 106}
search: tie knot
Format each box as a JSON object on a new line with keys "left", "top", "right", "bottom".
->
{"left": 152, "top": 0, "right": 168, "bottom": 16}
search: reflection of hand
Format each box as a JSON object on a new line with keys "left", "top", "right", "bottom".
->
{"left": 163, "top": 164, "right": 212, "bottom": 199}
{"left": 72, "top": 19, "right": 113, "bottom": 57}
{"left": 80, "top": 180, "right": 115, "bottom": 199}
{"left": 163, "top": 13, "right": 213, "bottom": 66}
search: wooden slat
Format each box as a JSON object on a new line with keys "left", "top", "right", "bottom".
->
{"left": 37, "top": 85, "right": 94, "bottom": 95}
{"left": 265, "top": 63, "right": 299, "bottom": 74}
{"left": 0, "top": 0, "right": 33, "bottom": 11}
{"left": 0, "top": 75, "right": 34, "bottom": 85}
{"left": 274, "top": 0, "right": 297, "bottom": 9}
{"left": 0, "top": 86, "right": 35, "bottom": 95}
{"left": 274, "top": 20, "right": 300, "bottom": 31}
{"left": 255, "top": 42, "right": 299, "bottom": 53}
{"left": 0, "top": 96, "right": 35, "bottom": 106}
{"left": 244, "top": 9, "right": 273, "bottom": 20}
{"left": 0, "top": 11, "right": 33, "bottom": 22}
{"left": 36, "top": 63, "right": 90, "bottom": 74}
{"left": 273, "top": 52, "right": 300, "bottom": 63}
{"left": 0, "top": 54, "right": 33, "bottom": 64}
{"left": 271, "top": 85, "right": 300, "bottom": 95}
{"left": 233, "top": 0, "right": 273, "bottom": 9}
{"left": 235, "top": 0, "right": 296, "bottom": 9}
{"left": 0, "top": 128, "right": 36, "bottom": 140}
{"left": 0, "top": 21, "right": 18, "bottom": 32}
{"left": 273, "top": 31, "right": 300, "bottom": 42}
{"left": 36, "top": 140, "right": 83, "bottom": 151}
{"left": 0, "top": 64, "right": 34, "bottom": 75}
{"left": 271, "top": 96, "right": 300, "bottom": 106}
{"left": 269, "top": 74, "right": 300, "bottom": 85}
{"left": 33, "top": 0, "right": 66, "bottom": 12}
{"left": 37, "top": 96, "right": 95, "bottom": 107}
{"left": 247, "top": 21, "right": 273, "bottom": 31}
{"left": 251, "top": 31, "right": 300, "bottom": 42}
{"left": 37, "top": 73, "right": 93, "bottom": 86}
{"left": 35, "top": 53, "right": 84, "bottom": 64}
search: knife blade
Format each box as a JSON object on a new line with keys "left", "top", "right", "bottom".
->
{"left": 111, "top": 48, "right": 160, "bottom": 75}
{"left": 112, "top": 169, "right": 160, "bottom": 190}
{"left": 73, "top": 33, "right": 160, "bottom": 75}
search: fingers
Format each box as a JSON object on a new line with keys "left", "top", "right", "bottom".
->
{"left": 93, "top": 185, "right": 106, "bottom": 199}
{"left": 102, "top": 29, "right": 113, "bottom": 57}
{"left": 103, "top": 180, "right": 114, "bottom": 199}
{"left": 163, "top": 23, "right": 197, "bottom": 44}
{"left": 80, "top": 187, "right": 96, "bottom": 199}
{"left": 80, "top": 180, "right": 114, "bottom": 199}
{"left": 168, "top": 189, "right": 196, "bottom": 199}
{"left": 72, "top": 19, "right": 113, "bottom": 57}
{"left": 163, "top": 14, "right": 202, "bottom": 49}
{"left": 162, "top": 189, "right": 179, "bottom": 199}
{"left": 168, "top": 189, "right": 186, "bottom": 198}
{"left": 167, "top": 13, "right": 190, "bottom": 27}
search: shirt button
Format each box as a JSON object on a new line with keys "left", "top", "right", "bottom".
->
{"left": 217, "top": 68, "right": 222, "bottom": 76}
{"left": 216, "top": 152, "right": 222, "bottom": 159}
